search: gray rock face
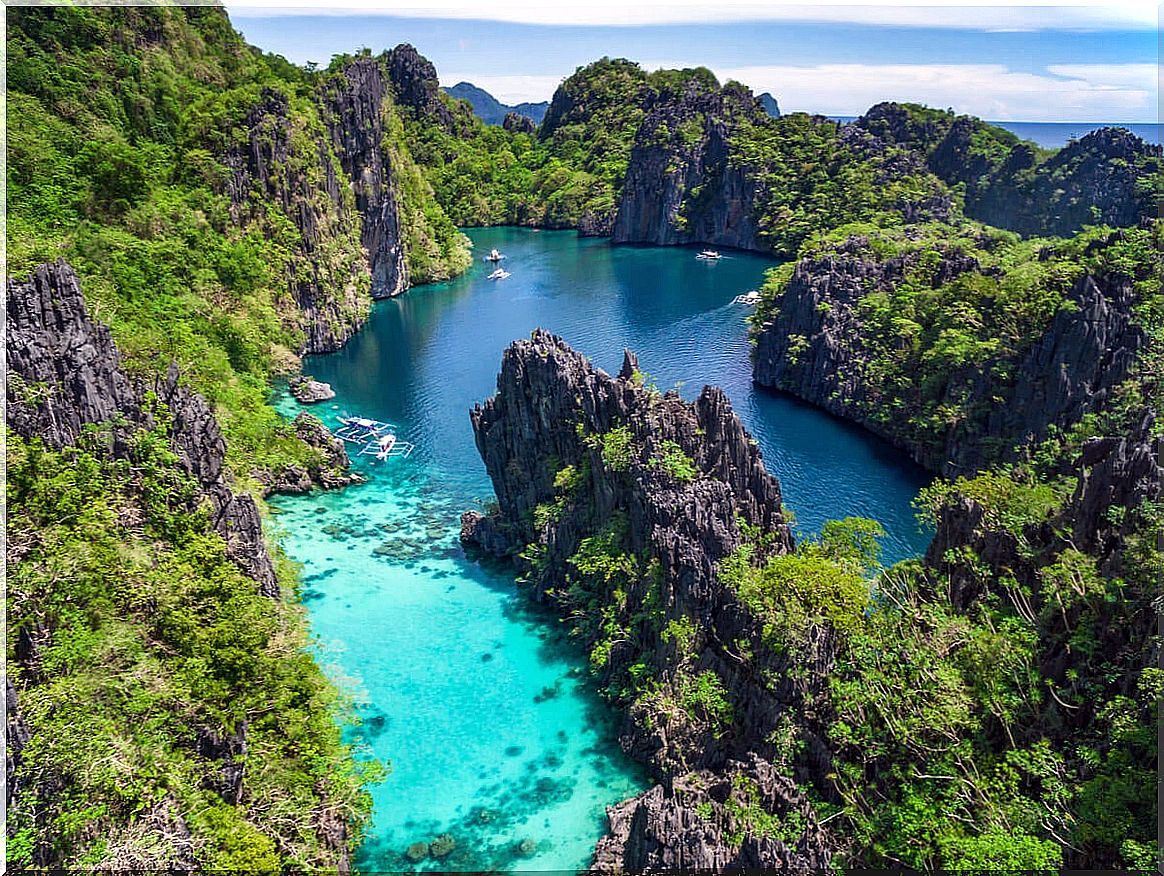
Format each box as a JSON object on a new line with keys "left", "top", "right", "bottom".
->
{"left": 594, "top": 754, "right": 831, "bottom": 871}
{"left": 6, "top": 261, "right": 279, "bottom": 597}
{"left": 258, "top": 412, "right": 365, "bottom": 496}
{"left": 225, "top": 87, "right": 368, "bottom": 354}
{"left": 196, "top": 722, "right": 248, "bottom": 805}
{"left": 319, "top": 58, "right": 410, "bottom": 299}
{"left": 752, "top": 238, "right": 1144, "bottom": 476}
{"left": 502, "top": 111, "right": 536, "bottom": 135}
{"left": 290, "top": 375, "right": 337, "bottom": 403}
{"left": 462, "top": 331, "right": 839, "bottom": 868}
{"left": 612, "top": 81, "right": 765, "bottom": 251}
{"left": 757, "top": 92, "right": 781, "bottom": 119}
{"left": 1070, "top": 408, "right": 1160, "bottom": 565}
{"left": 6, "top": 679, "right": 30, "bottom": 809}
{"left": 386, "top": 44, "right": 457, "bottom": 131}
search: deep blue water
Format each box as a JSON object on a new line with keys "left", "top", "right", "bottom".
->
{"left": 269, "top": 228, "right": 932, "bottom": 871}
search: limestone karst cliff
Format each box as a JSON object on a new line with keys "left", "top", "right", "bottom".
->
{"left": 319, "top": 58, "right": 410, "bottom": 300}
{"left": 7, "top": 261, "right": 280, "bottom": 595}
{"left": 461, "top": 332, "right": 844, "bottom": 869}
{"left": 463, "top": 326, "right": 1161, "bottom": 870}
{"left": 751, "top": 226, "right": 1150, "bottom": 476}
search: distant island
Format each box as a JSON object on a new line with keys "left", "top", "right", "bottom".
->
{"left": 443, "top": 81, "right": 550, "bottom": 125}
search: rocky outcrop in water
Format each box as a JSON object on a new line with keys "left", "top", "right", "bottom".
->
{"left": 752, "top": 234, "right": 1145, "bottom": 476}
{"left": 461, "top": 331, "right": 845, "bottom": 868}
{"left": 258, "top": 412, "right": 365, "bottom": 497}
{"left": 290, "top": 375, "right": 337, "bottom": 403}
{"left": 612, "top": 80, "right": 765, "bottom": 250}
{"left": 6, "top": 260, "right": 279, "bottom": 597}
{"left": 319, "top": 58, "right": 410, "bottom": 299}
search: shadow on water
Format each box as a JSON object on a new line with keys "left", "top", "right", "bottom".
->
{"left": 753, "top": 382, "right": 932, "bottom": 486}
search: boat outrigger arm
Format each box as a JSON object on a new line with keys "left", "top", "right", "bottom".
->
{"left": 358, "top": 431, "right": 415, "bottom": 460}
{"left": 334, "top": 414, "right": 415, "bottom": 460}
{"left": 335, "top": 415, "right": 395, "bottom": 443}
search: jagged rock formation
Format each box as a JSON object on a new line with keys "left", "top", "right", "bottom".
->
{"left": 502, "top": 111, "right": 536, "bottom": 135}
{"left": 612, "top": 80, "right": 765, "bottom": 250}
{"left": 752, "top": 234, "right": 1145, "bottom": 476}
{"left": 6, "top": 260, "right": 280, "bottom": 597}
{"left": 757, "top": 92, "right": 781, "bottom": 119}
{"left": 319, "top": 58, "right": 410, "bottom": 299}
{"left": 224, "top": 87, "right": 370, "bottom": 354}
{"left": 593, "top": 754, "right": 830, "bottom": 871}
{"left": 856, "top": 102, "right": 1162, "bottom": 236}
{"left": 386, "top": 44, "right": 458, "bottom": 132}
{"left": 461, "top": 331, "right": 844, "bottom": 868}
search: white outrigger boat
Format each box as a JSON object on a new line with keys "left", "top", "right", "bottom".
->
{"left": 488, "top": 267, "right": 511, "bottom": 280}
{"left": 485, "top": 248, "right": 505, "bottom": 262}
{"left": 696, "top": 250, "right": 722, "bottom": 260}
{"left": 733, "top": 290, "right": 762, "bottom": 305}
{"left": 334, "top": 414, "right": 414, "bottom": 460}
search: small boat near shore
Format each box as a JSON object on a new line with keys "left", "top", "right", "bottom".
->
{"left": 485, "top": 248, "right": 505, "bottom": 262}
{"left": 696, "top": 250, "right": 722, "bottom": 260}
{"left": 488, "top": 268, "right": 511, "bottom": 280}
{"left": 334, "top": 414, "right": 414, "bottom": 460}
{"left": 733, "top": 290, "right": 762, "bottom": 305}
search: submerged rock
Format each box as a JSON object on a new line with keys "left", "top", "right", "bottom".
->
{"left": 428, "top": 833, "right": 456, "bottom": 858}
{"left": 404, "top": 841, "right": 428, "bottom": 862}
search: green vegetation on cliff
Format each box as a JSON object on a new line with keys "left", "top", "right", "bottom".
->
{"left": 753, "top": 220, "right": 1161, "bottom": 464}
{"left": 6, "top": 425, "right": 379, "bottom": 868}
{"left": 719, "top": 410, "right": 1160, "bottom": 869}
{"left": 8, "top": 6, "right": 355, "bottom": 477}
{"left": 6, "top": 7, "right": 383, "bottom": 867}
{"left": 729, "top": 113, "right": 954, "bottom": 257}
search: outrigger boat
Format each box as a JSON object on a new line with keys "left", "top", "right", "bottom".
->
{"left": 696, "top": 250, "right": 722, "bottom": 260}
{"left": 733, "top": 290, "right": 762, "bottom": 305}
{"left": 334, "top": 414, "right": 415, "bottom": 460}
{"left": 485, "top": 248, "right": 505, "bottom": 262}
{"left": 488, "top": 268, "right": 511, "bottom": 280}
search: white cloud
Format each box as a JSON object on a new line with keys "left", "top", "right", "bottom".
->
{"left": 225, "top": 1, "right": 1156, "bottom": 31}
{"left": 681, "top": 62, "right": 1158, "bottom": 122}
{"left": 441, "top": 74, "right": 566, "bottom": 104}
{"left": 1045, "top": 62, "right": 1159, "bottom": 92}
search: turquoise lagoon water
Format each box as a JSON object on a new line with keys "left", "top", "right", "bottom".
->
{"left": 269, "top": 227, "right": 933, "bottom": 871}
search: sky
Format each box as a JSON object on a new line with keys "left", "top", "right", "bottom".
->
{"left": 225, "top": 3, "right": 1160, "bottom": 122}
